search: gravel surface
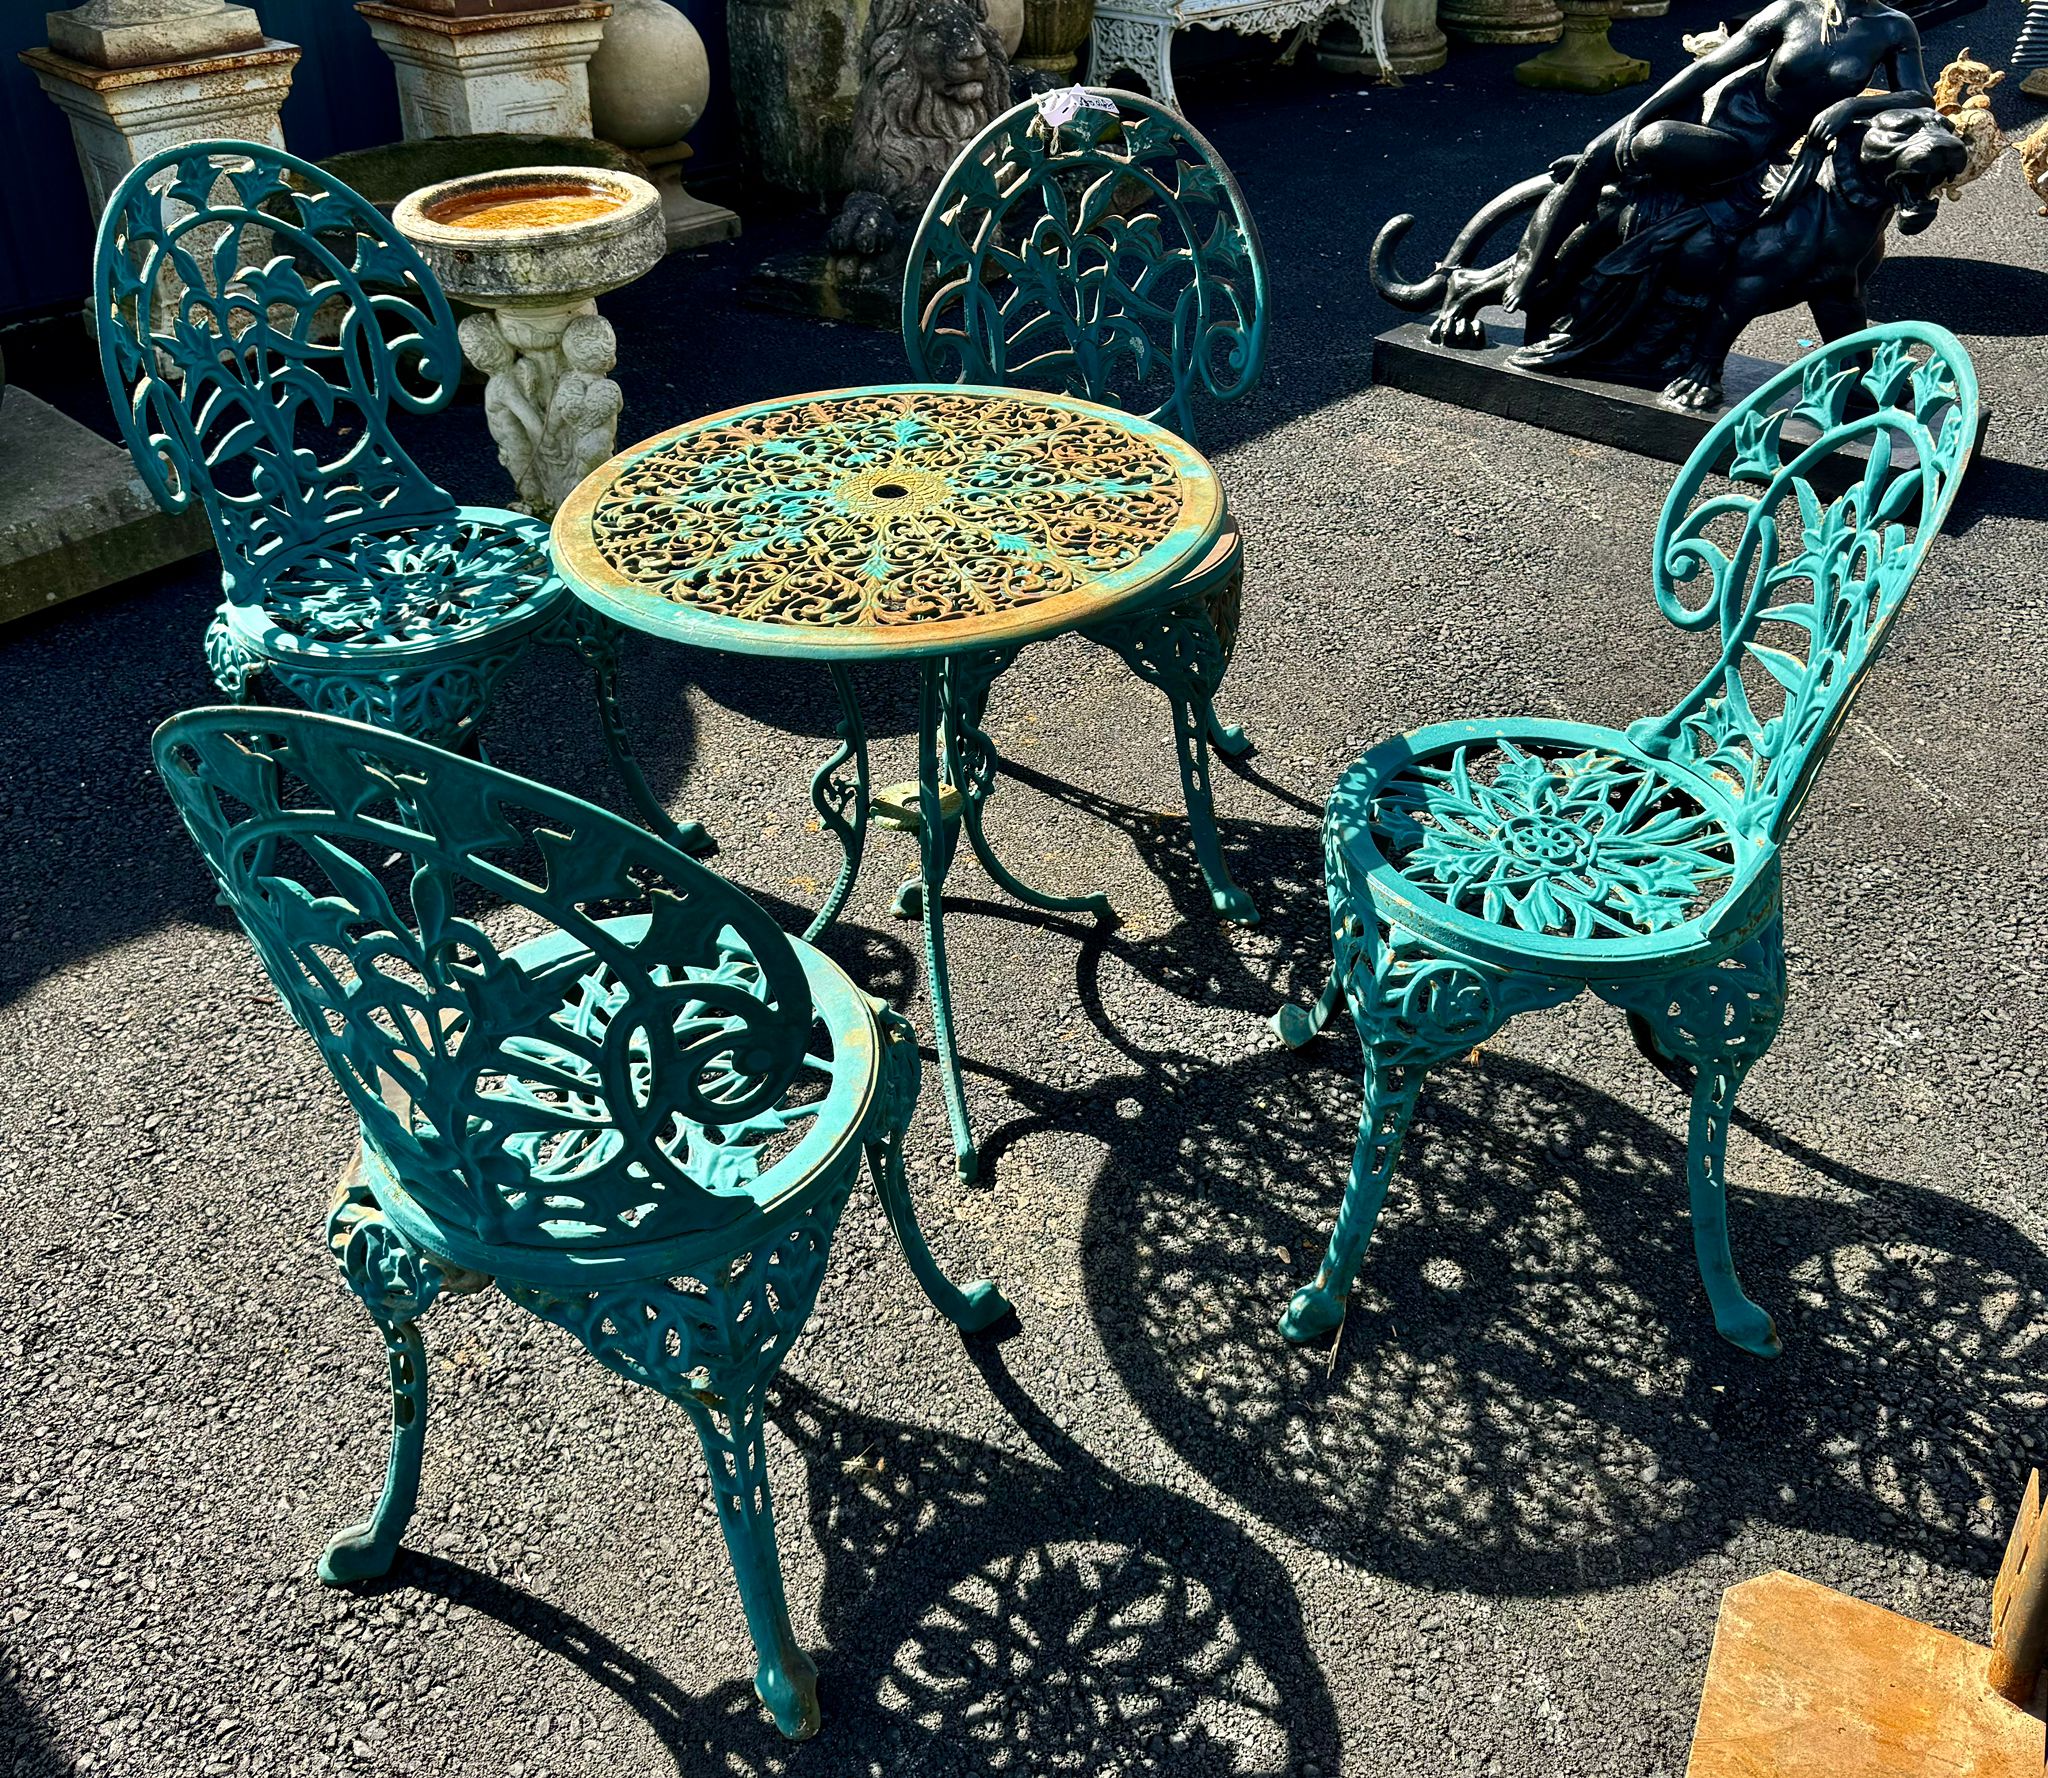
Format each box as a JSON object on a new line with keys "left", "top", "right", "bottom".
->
{"left": 3, "top": 7, "right": 2045, "bottom": 1774}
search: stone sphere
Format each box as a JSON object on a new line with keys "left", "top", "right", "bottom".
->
{"left": 588, "top": 0, "right": 713, "bottom": 152}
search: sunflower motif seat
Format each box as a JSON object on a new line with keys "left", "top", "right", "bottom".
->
{"left": 96, "top": 141, "right": 707, "bottom": 854}
{"left": 1276, "top": 325, "right": 1979, "bottom": 1357}
{"left": 902, "top": 89, "right": 1269, "bottom": 921}
{"left": 153, "top": 707, "right": 1008, "bottom": 1740}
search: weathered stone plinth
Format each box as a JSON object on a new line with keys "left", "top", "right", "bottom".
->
{"left": 1371, "top": 319, "right": 1987, "bottom": 497}
{"left": 21, "top": 35, "right": 300, "bottom": 224}
{"left": 356, "top": 0, "right": 612, "bottom": 138}
{"left": 46, "top": 0, "right": 263, "bottom": 67}
{"left": 0, "top": 386, "right": 212, "bottom": 628}
{"left": 639, "top": 142, "right": 740, "bottom": 248}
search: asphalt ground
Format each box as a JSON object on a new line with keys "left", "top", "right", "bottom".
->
{"left": 2, "top": 4, "right": 2045, "bottom": 1773}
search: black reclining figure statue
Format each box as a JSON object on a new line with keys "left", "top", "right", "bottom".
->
{"left": 1371, "top": 0, "right": 1968, "bottom": 410}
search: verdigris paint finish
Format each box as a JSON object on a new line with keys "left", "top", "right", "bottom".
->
{"left": 153, "top": 705, "right": 1009, "bottom": 1740}
{"left": 1274, "top": 325, "right": 1980, "bottom": 1358}
{"left": 550, "top": 381, "right": 1229, "bottom": 1178}
{"left": 727, "top": 0, "right": 869, "bottom": 193}
{"left": 93, "top": 140, "right": 708, "bottom": 856}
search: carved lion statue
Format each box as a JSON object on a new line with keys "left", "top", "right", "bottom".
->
{"left": 827, "top": 0, "right": 1009, "bottom": 255}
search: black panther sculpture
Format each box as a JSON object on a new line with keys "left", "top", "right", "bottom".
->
{"left": 1371, "top": 0, "right": 1968, "bottom": 410}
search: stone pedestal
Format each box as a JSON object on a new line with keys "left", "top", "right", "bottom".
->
{"left": 45, "top": 0, "right": 263, "bottom": 66}
{"left": 1513, "top": 0, "right": 1644, "bottom": 91}
{"left": 355, "top": 0, "right": 612, "bottom": 139}
{"left": 394, "top": 166, "right": 663, "bottom": 515}
{"left": 1439, "top": 0, "right": 1558, "bottom": 45}
{"left": 587, "top": 0, "right": 738, "bottom": 249}
{"left": 640, "top": 141, "right": 741, "bottom": 248}
{"left": 21, "top": 35, "right": 301, "bottom": 225}
{"left": 0, "top": 386, "right": 213, "bottom": 628}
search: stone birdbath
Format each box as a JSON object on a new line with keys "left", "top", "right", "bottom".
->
{"left": 394, "top": 166, "right": 664, "bottom": 518}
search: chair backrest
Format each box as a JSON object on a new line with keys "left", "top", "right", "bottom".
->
{"left": 901, "top": 90, "right": 1269, "bottom": 442}
{"left": 1628, "top": 325, "right": 1979, "bottom": 845}
{"left": 95, "top": 141, "right": 462, "bottom": 604}
{"left": 153, "top": 707, "right": 818, "bottom": 1262}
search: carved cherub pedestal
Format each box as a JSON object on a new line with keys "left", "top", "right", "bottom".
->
{"left": 394, "top": 164, "right": 664, "bottom": 515}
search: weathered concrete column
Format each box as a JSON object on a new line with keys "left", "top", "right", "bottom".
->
{"left": 355, "top": 0, "right": 613, "bottom": 139}
{"left": 22, "top": 1, "right": 300, "bottom": 223}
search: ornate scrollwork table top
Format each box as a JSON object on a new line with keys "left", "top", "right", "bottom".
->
{"left": 550, "top": 384, "right": 1225, "bottom": 660}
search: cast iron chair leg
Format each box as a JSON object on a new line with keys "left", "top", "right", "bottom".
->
{"left": 1599, "top": 918, "right": 1786, "bottom": 1356}
{"left": 1278, "top": 921, "right": 1577, "bottom": 1344}
{"left": 318, "top": 1173, "right": 484, "bottom": 1585}
{"left": 573, "top": 612, "right": 717, "bottom": 858}
{"left": 868, "top": 1006, "right": 1011, "bottom": 1329}
{"left": 682, "top": 1376, "right": 821, "bottom": 1739}
{"left": 204, "top": 610, "right": 265, "bottom": 703}
{"left": 1678, "top": 1054, "right": 1782, "bottom": 1357}
{"left": 320, "top": 1317, "right": 431, "bottom": 1585}
{"left": 1280, "top": 1061, "right": 1429, "bottom": 1342}
{"left": 1087, "top": 600, "right": 1256, "bottom": 924}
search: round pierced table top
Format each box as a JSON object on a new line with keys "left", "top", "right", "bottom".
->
{"left": 549, "top": 383, "right": 1225, "bottom": 661}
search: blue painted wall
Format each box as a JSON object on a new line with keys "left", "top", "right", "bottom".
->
{"left": 0, "top": 0, "right": 736, "bottom": 323}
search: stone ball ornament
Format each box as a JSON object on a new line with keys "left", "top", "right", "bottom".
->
{"left": 588, "top": 0, "right": 714, "bottom": 151}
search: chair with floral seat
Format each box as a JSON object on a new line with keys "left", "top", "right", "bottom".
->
{"left": 96, "top": 140, "right": 709, "bottom": 857}
{"left": 152, "top": 705, "right": 1010, "bottom": 1740}
{"left": 1272, "top": 324, "right": 1979, "bottom": 1357}
{"left": 896, "top": 88, "right": 1270, "bottom": 922}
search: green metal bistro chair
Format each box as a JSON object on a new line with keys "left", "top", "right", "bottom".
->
{"left": 152, "top": 706, "right": 1009, "bottom": 1740}
{"left": 1273, "top": 325, "right": 1979, "bottom": 1357}
{"left": 98, "top": 141, "right": 708, "bottom": 855}
{"left": 898, "top": 88, "right": 1270, "bottom": 922}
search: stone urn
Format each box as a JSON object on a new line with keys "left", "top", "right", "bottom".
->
{"left": 1319, "top": 0, "right": 1446, "bottom": 73}
{"left": 986, "top": 0, "right": 1025, "bottom": 56}
{"left": 1439, "top": 0, "right": 1558, "bottom": 46}
{"left": 1016, "top": 0, "right": 1093, "bottom": 75}
{"left": 587, "top": 0, "right": 740, "bottom": 247}
{"left": 394, "top": 167, "right": 664, "bottom": 516}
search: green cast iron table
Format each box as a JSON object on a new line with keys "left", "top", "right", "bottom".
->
{"left": 551, "top": 383, "right": 1227, "bottom": 1179}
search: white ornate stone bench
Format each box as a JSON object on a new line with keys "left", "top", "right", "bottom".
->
{"left": 1089, "top": 0, "right": 1389, "bottom": 113}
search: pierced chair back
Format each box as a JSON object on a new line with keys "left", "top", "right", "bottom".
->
{"left": 902, "top": 91, "right": 1269, "bottom": 442}
{"left": 95, "top": 142, "right": 463, "bottom": 606}
{"left": 1630, "top": 324, "right": 1979, "bottom": 844}
{"left": 153, "top": 708, "right": 819, "bottom": 1275}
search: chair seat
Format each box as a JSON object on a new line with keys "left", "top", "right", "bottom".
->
{"left": 356, "top": 915, "right": 886, "bottom": 1290}
{"left": 223, "top": 509, "right": 569, "bottom": 661}
{"left": 1327, "top": 717, "right": 1781, "bottom": 979}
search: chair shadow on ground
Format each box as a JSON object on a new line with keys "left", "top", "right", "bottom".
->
{"left": 381, "top": 1367, "right": 1341, "bottom": 1778}
{"left": 0, "top": 572, "right": 721, "bottom": 1015}
{"left": 949, "top": 762, "right": 2047, "bottom": 1599}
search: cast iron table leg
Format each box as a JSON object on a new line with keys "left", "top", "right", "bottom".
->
{"left": 804, "top": 664, "right": 871, "bottom": 941}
